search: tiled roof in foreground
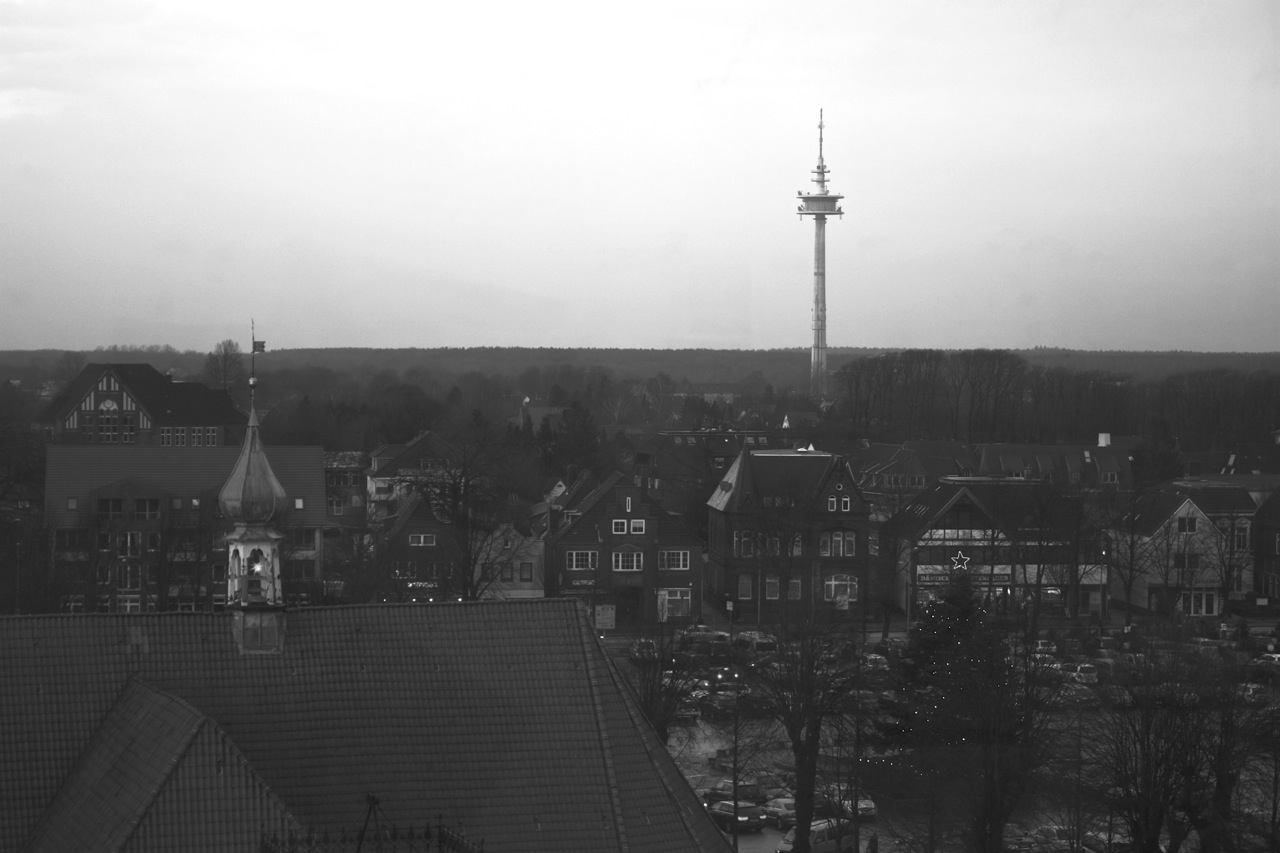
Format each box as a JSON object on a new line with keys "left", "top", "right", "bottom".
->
{"left": 0, "top": 599, "right": 729, "bottom": 853}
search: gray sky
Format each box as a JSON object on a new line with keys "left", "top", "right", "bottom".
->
{"left": 1, "top": 1, "right": 1276, "bottom": 353}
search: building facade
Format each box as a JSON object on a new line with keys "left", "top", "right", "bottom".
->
{"left": 547, "top": 471, "right": 704, "bottom": 628}
{"left": 885, "top": 478, "right": 1109, "bottom": 623}
{"left": 39, "top": 363, "right": 246, "bottom": 447}
{"left": 706, "top": 448, "right": 871, "bottom": 627}
{"left": 43, "top": 445, "right": 326, "bottom": 613}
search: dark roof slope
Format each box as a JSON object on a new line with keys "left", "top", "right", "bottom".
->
{"left": 24, "top": 680, "right": 300, "bottom": 852}
{"left": 44, "top": 445, "right": 327, "bottom": 529}
{"left": 0, "top": 600, "right": 729, "bottom": 853}
{"left": 41, "top": 364, "right": 247, "bottom": 427}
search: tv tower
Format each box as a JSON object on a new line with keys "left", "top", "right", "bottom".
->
{"left": 797, "top": 110, "right": 843, "bottom": 400}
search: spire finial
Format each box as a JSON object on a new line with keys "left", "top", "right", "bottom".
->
{"left": 248, "top": 320, "right": 265, "bottom": 406}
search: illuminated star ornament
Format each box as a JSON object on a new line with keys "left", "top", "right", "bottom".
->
{"left": 951, "top": 551, "right": 971, "bottom": 570}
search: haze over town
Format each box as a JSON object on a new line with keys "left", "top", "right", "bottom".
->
{"left": 1, "top": 1, "right": 1275, "bottom": 353}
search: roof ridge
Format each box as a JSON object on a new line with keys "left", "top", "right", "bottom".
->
{"left": 24, "top": 679, "right": 208, "bottom": 851}
{"left": 577, "top": 603, "right": 629, "bottom": 852}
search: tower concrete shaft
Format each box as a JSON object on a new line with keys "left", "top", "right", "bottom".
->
{"left": 796, "top": 111, "right": 842, "bottom": 401}
{"left": 812, "top": 215, "right": 828, "bottom": 398}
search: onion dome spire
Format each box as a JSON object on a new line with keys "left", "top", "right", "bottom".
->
{"left": 218, "top": 406, "right": 287, "bottom": 524}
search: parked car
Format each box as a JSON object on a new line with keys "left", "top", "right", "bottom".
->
{"left": 628, "top": 638, "right": 658, "bottom": 663}
{"left": 1050, "top": 683, "right": 1100, "bottom": 709}
{"left": 813, "top": 791, "right": 877, "bottom": 819}
{"left": 702, "top": 779, "right": 765, "bottom": 806}
{"left": 1025, "top": 824, "right": 1074, "bottom": 852}
{"left": 873, "top": 637, "right": 910, "bottom": 658}
{"left": 762, "top": 797, "right": 798, "bottom": 829}
{"left": 731, "top": 630, "right": 779, "bottom": 661}
{"left": 699, "top": 684, "right": 760, "bottom": 718}
{"left": 1237, "top": 682, "right": 1270, "bottom": 706}
{"left": 1034, "top": 639, "right": 1059, "bottom": 656}
{"left": 860, "top": 653, "right": 891, "bottom": 673}
{"left": 706, "top": 799, "right": 765, "bottom": 833}
{"left": 776, "top": 818, "right": 872, "bottom": 853}
{"left": 1060, "top": 662, "right": 1098, "bottom": 684}
{"left": 747, "top": 771, "right": 793, "bottom": 800}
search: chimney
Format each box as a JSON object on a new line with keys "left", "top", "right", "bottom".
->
{"left": 1098, "top": 433, "right": 1111, "bottom": 448}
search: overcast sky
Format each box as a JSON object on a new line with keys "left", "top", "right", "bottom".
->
{"left": 1, "top": 1, "right": 1276, "bottom": 354}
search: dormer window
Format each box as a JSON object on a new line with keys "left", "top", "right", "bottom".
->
{"left": 234, "top": 610, "right": 285, "bottom": 654}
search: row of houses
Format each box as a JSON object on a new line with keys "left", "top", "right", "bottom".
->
{"left": 31, "top": 363, "right": 1280, "bottom": 629}
{"left": 7, "top": 365, "right": 731, "bottom": 851}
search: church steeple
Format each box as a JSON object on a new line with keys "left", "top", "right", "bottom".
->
{"left": 220, "top": 332, "right": 287, "bottom": 624}
{"left": 218, "top": 407, "right": 287, "bottom": 526}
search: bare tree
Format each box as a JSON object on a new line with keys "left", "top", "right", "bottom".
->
{"left": 407, "top": 412, "right": 534, "bottom": 601}
{"left": 53, "top": 350, "right": 86, "bottom": 384}
{"left": 1205, "top": 509, "right": 1253, "bottom": 621}
{"left": 747, "top": 622, "right": 862, "bottom": 853}
{"left": 203, "top": 339, "right": 246, "bottom": 391}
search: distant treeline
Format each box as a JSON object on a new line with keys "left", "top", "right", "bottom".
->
{"left": 7, "top": 345, "right": 1280, "bottom": 389}
{"left": 831, "top": 349, "right": 1280, "bottom": 451}
{"left": 6, "top": 345, "right": 1280, "bottom": 453}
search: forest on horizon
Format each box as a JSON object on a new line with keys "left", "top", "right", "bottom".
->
{"left": 7, "top": 344, "right": 1280, "bottom": 456}
{"left": 6, "top": 345, "right": 1280, "bottom": 390}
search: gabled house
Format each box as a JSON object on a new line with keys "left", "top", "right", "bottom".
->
{"left": 377, "top": 492, "right": 545, "bottom": 603}
{"left": 853, "top": 440, "right": 978, "bottom": 524}
{"left": 366, "top": 431, "right": 454, "bottom": 516}
{"left": 1105, "top": 490, "right": 1243, "bottom": 619}
{"left": 884, "top": 477, "right": 1107, "bottom": 622}
{"left": 0, "top": 599, "right": 730, "bottom": 852}
{"left": 546, "top": 471, "right": 704, "bottom": 628}
{"left": 39, "top": 363, "right": 247, "bottom": 447}
{"left": 627, "top": 429, "right": 778, "bottom": 526}
{"left": 706, "top": 447, "right": 870, "bottom": 626}
{"left": 319, "top": 451, "right": 369, "bottom": 587}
